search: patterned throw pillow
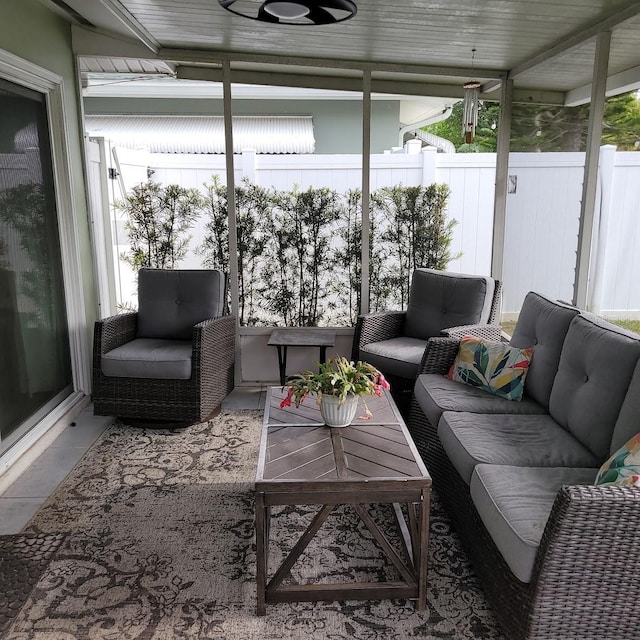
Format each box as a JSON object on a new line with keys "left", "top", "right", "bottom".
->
{"left": 595, "top": 432, "right": 640, "bottom": 487}
{"left": 447, "top": 336, "right": 534, "bottom": 401}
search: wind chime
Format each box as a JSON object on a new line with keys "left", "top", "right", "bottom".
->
{"left": 462, "top": 49, "right": 481, "bottom": 143}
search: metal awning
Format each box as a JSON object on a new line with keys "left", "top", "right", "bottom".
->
{"left": 84, "top": 115, "right": 315, "bottom": 154}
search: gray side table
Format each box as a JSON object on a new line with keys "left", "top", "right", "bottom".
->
{"left": 268, "top": 328, "right": 337, "bottom": 386}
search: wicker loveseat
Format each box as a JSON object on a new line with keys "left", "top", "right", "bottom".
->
{"left": 408, "top": 291, "right": 640, "bottom": 640}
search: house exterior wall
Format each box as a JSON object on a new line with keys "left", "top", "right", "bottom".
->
{"left": 83, "top": 97, "right": 400, "bottom": 154}
{"left": 0, "top": 0, "right": 97, "bottom": 333}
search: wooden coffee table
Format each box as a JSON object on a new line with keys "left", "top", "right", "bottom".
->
{"left": 255, "top": 387, "right": 431, "bottom": 615}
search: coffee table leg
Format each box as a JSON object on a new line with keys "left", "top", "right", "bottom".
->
{"left": 319, "top": 345, "right": 328, "bottom": 364}
{"left": 276, "top": 346, "right": 287, "bottom": 386}
{"left": 255, "top": 491, "right": 268, "bottom": 615}
{"left": 417, "top": 488, "right": 430, "bottom": 610}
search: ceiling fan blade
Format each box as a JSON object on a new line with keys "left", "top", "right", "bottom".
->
{"left": 317, "top": 0, "right": 356, "bottom": 11}
{"left": 306, "top": 6, "right": 336, "bottom": 25}
{"left": 258, "top": 4, "right": 280, "bottom": 22}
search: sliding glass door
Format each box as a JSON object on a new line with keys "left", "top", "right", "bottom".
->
{"left": 0, "top": 78, "right": 72, "bottom": 450}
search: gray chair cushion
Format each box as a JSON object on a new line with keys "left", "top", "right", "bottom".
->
{"left": 359, "top": 337, "right": 426, "bottom": 380}
{"left": 470, "top": 465, "right": 598, "bottom": 583}
{"left": 404, "top": 269, "right": 495, "bottom": 341}
{"left": 611, "top": 358, "right": 640, "bottom": 454}
{"left": 438, "top": 411, "right": 600, "bottom": 484}
{"left": 509, "top": 292, "right": 579, "bottom": 409}
{"left": 137, "top": 269, "right": 225, "bottom": 340}
{"left": 549, "top": 314, "right": 640, "bottom": 460}
{"left": 101, "top": 338, "right": 192, "bottom": 379}
{"left": 414, "top": 373, "right": 546, "bottom": 429}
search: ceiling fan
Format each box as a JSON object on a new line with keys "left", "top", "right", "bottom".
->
{"left": 219, "top": 0, "right": 357, "bottom": 25}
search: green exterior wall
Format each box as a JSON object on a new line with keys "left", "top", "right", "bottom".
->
{"left": 0, "top": 1, "right": 97, "bottom": 362}
{"left": 84, "top": 97, "right": 400, "bottom": 154}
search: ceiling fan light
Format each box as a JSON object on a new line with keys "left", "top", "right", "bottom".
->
{"left": 264, "top": 2, "right": 310, "bottom": 19}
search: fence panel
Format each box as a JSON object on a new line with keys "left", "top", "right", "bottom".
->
{"left": 105, "top": 146, "right": 640, "bottom": 318}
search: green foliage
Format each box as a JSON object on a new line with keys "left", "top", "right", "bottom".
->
{"left": 424, "top": 90, "right": 640, "bottom": 152}
{"left": 264, "top": 185, "right": 342, "bottom": 326}
{"left": 0, "top": 182, "right": 55, "bottom": 326}
{"left": 282, "top": 356, "right": 389, "bottom": 405}
{"left": 370, "top": 183, "right": 457, "bottom": 310}
{"left": 118, "top": 181, "right": 202, "bottom": 270}
{"left": 197, "top": 178, "right": 455, "bottom": 327}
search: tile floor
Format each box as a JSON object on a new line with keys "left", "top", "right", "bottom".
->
{"left": 0, "top": 387, "right": 266, "bottom": 535}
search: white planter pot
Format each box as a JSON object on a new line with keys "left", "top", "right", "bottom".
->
{"left": 319, "top": 394, "right": 358, "bottom": 428}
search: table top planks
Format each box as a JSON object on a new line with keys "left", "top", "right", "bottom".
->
{"left": 257, "top": 387, "right": 430, "bottom": 493}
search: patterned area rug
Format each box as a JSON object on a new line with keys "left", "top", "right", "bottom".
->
{"left": 8, "top": 411, "right": 503, "bottom": 639}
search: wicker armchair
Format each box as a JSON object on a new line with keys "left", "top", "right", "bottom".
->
{"left": 407, "top": 333, "right": 640, "bottom": 640}
{"left": 93, "top": 269, "right": 235, "bottom": 423}
{"left": 351, "top": 268, "right": 502, "bottom": 394}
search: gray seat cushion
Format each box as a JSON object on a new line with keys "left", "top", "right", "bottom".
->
{"left": 438, "top": 411, "right": 601, "bottom": 484}
{"left": 359, "top": 336, "right": 426, "bottom": 380}
{"left": 470, "top": 465, "right": 598, "bottom": 583}
{"left": 549, "top": 314, "right": 640, "bottom": 460}
{"left": 101, "top": 338, "right": 193, "bottom": 380}
{"left": 509, "top": 292, "right": 579, "bottom": 409}
{"left": 137, "top": 269, "right": 225, "bottom": 340}
{"left": 404, "top": 269, "right": 495, "bottom": 341}
{"left": 414, "top": 373, "right": 546, "bottom": 429}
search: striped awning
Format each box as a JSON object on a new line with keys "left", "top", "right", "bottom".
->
{"left": 84, "top": 115, "right": 315, "bottom": 154}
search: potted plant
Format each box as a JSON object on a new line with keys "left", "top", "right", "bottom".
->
{"left": 280, "top": 356, "right": 390, "bottom": 427}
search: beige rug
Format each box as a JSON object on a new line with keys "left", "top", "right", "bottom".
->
{"left": 7, "top": 410, "right": 501, "bottom": 639}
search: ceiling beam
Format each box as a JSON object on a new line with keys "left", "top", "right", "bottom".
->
{"left": 94, "top": 0, "right": 159, "bottom": 53}
{"left": 177, "top": 65, "right": 564, "bottom": 104}
{"left": 163, "top": 47, "right": 504, "bottom": 80}
{"left": 510, "top": 0, "right": 640, "bottom": 79}
{"left": 72, "top": 25, "right": 160, "bottom": 60}
{"left": 565, "top": 63, "right": 640, "bottom": 106}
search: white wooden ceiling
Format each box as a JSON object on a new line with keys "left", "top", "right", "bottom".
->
{"left": 50, "top": 0, "right": 640, "bottom": 104}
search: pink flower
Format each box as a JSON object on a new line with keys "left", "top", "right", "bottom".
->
{"left": 280, "top": 387, "right": 294, "bottom": 408}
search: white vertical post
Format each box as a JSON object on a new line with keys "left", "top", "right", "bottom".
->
{"left": 421, "top": 146, "right": 437, "bottom": 186}
{"left": 222, "top": 61, "right": 240, "bottom": 384}
{"left": 360, "top": 70, "right": 371, "bottom": 315}
{"left": 589, "top": 144, "right": 617, "bottom": 314}
{"left": 491, "top": 74, "right": 513, "bottom": 286}
{"left": 241, "top": 148, "right": 256, "bottom": 182}
{"left": 573, "top": 30, "right": 611, "bottom": 309}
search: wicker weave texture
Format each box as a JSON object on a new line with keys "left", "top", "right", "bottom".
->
{"left": 93, "top": 312, "right": 235, "bottom": 423}
{"left": 407, "top": 398, "right": 640, "bottom": 640}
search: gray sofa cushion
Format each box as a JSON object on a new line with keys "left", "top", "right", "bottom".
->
{"left": 359, "top": 337, "right": 426, "bottom": 380}
{"left": 470, "top": 465, "right": 598, "bottom": 583}
{"left": 509, "top": 292, "right": 579, "bottom": 409}
{"left": 438, "top": 411, "right": 600, "bottom": 484}
{"left": 414, "top": 373, "right": 546, "bottom": 429}
{"left": 101, "top": 338, "right": 192, "bottom": 379}
{"left": 549, "top": 314, "right": 640, "bottom": 460}
{"left": 610, "top": 358, "right": 640, "bottom": 454}
{"left": 404, "top": 269, "right": 495, "bottom": 341}
{"left": 137, "top": 269, "right": 225, "bottom": 340}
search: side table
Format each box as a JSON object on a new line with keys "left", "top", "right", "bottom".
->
{"left": 268, "top": 328, "right": 336, "bottom": 386}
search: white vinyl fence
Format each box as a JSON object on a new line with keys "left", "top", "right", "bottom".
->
{"left": 88, "top": 139, "right": 640, "bottom": 319}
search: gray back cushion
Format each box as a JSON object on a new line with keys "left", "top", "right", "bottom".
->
{"left": 404, "top": 268, "right": 495, "bottom": 340}
{"left": 137, "top": 269, "right": 226, "bottom": 340}
{"left": 549, "top": 314, "right": 640, "bottom": 460}
{"left": 610, "top": 358, "right": 640, "bottom": 454}
{"left": 510, "top": 292, "right": 579, "bottom": 409}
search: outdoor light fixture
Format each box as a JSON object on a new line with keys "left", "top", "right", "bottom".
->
{"left": 219, "top": 0, "right": 357, "bottom": 25}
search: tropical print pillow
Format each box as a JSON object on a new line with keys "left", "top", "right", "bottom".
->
{"left": 595, "top": 432, "right": 640, "bottom": 487}
{"left": 447, "top": 336, "right": 534, "bottom": 401}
